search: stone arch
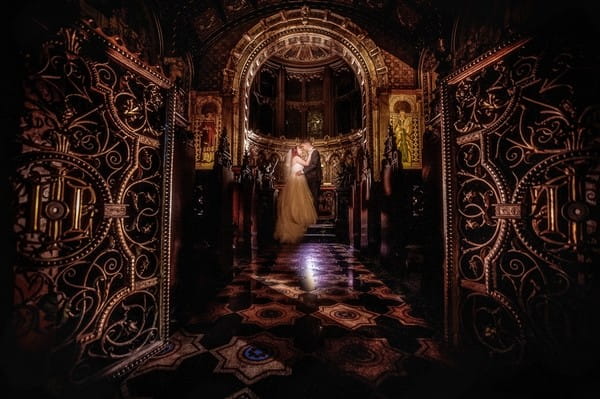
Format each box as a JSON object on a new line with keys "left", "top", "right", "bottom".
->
{"left": 222, "top": 7, "right": 389, "bottom": 171}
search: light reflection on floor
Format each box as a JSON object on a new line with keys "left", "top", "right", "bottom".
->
{"left": 121, "top": 243, "right": 454, "bottom": 399}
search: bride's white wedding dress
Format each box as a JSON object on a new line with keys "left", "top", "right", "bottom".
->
{"left": 274, "top": 151, "right": 318, "bottom": 244}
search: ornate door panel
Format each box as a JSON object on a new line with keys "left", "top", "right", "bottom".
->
{"left": 441, "top": 37, "right": 599, "bottom": 364}
{"left": 9, "top": 22, "right": 175, "bottom": 384}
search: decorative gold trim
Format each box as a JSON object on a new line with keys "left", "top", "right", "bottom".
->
{"left": 246, "top": 128, "right": 364, "bottom": 150}
{"left": 116, "top": 139, "right": 140, "bottom": 277}
{"left": 14, "top": 19, "right": 174, "bottom": 383}
{"left": 81, "top": 18, "right": 172, "bottom": 89}
{"left": 493, "top": 204, "right": 523, "bottom": 219}
{"left": 224, "top": 7, "right": 389, "bottom": 178}
{"left": 138, "top": 135, "right": 161, "bottom": 148}
{"left": 135, "top": 277, "right": 159, "bottom": 290}
{"left": 446, "top": 38, "right": 531, "bottom": 84}
{"left": 440, "top": 80, "right": 458, "bottom": 345}
{"left": 77, "top": 288, "right": 131, "bottom": 344}
{"left": 159, "top": 87, "right": 177, "bottom": 340}
{"left": 455, "top": 132, "right": 481, "bottom": 145}
{"left": 104, "top": 204, "right": 128, "bottom": 218}
{"left": 108, "top": 341, "right": 167, "bottom": 380}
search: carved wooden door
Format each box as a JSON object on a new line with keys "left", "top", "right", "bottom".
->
{"left": 9, "top": 22, "right": 175, "bottom": 385}
{"left": 441, "top": 37, "right": 599, "bottom": 365}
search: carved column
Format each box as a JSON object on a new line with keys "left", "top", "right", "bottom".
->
{"left": 221, "top": 91, "right": 235, "bottom": 163}
{"left": 379, "top": 124, "right": 404, "bottom": 268}
{"left": 233, "top": 151, "right": 254, "bottom": 254}
{"left": 350, "top": 183, "right": 360, "bottom": 248}
{"left": 254, "top": 155, "right": 278, "bottom": 248}
{"left": 357, "top": 144, "right": 372, "bottom": 252}
{"left": 334, "top": 154, "right": 355, "bottom": 245}
{"left": 324, "top": 66, "right": 333, "bottom": 137}
{"left": 250, "top": 178, "right": 259, "bottom": 251}
{"left": 214, "top": 130, "right": 234, "bottom": 281}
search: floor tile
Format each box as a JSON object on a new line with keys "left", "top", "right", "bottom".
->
{"left": 121, "top": 243, "right": 453, "bottom": 399}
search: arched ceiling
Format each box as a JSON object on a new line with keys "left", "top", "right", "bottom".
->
{"left": 157, "top": 0, "right": 448, "bottom": 88}
{"left": 272, "top": 40, "right": 339, "bottom": 65}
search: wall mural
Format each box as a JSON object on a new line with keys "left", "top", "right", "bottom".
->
{"left": 389, "top": 92, "right": 422, "bottom": 169}
{"left": 191, "top": 92, "right": 222, "bottom": 170}
{"left": 8, "top": 20, "right": 175, "bottom": 385}
{"left": 441, "top": 36, "right": 599, "bottom": 366}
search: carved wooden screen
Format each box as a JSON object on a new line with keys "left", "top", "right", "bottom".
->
{"left": 441, "top": 37, "right": 599, "bottom": 364}
{"left": 9, "top": 22, "right": 175, "bottom": 384}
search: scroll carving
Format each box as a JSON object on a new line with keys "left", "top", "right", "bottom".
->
{"left": 443, "top": 37, "right": 599, "bottom": 363}
{"left": 9, "top": 22, "right": 173, "bottom": 383}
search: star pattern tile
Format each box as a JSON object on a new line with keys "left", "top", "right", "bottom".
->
{"left": 250, "top": 283, "right": 290, "bottom": 301}
{"left": 319, "top": 336, "right": 407, "bottom": 385}
{"left": 369, "top": 285, "right": 406, "bottom": 302}
{"left": 356, "top": 272, "right": 386, "bottom": 284}
{"left": 122, "top": 243, "right": 453, "bottom": 399}
{"left": 258, "top": 283, "right": 307, "bottom": 299}
{"left": 314, "top": 303, "right": 379, "bottom": 330}
{"left": 386, "top": 303, "right": 429, "bottom": 327}
{"left": 313, "top": 286, "right": 361, "bottom": 302}
{"left": 123, "top": 329, "right": 206, "bottom": 379}
{"left": 217, "top": 283, "right": 249, "bottom": 298}
{"left": 211, "top": 332, "right": 298, "bottom": 384}
{"left": 238, "top": 302, "right": 304, "bottom": 329}
{"left": 225, "top": 387, "right": 260, "bottom": 399}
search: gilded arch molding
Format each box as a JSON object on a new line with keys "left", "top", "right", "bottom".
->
{"left": 222, "top": 7, "right": 389, "bottom": 175}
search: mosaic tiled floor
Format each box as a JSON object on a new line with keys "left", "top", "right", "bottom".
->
{"left": 120, "top": 243, "right": 456, "bottom": 399}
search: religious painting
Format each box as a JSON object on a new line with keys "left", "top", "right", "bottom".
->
{"left": 191, "top": 92, "right": 222, "bottom": 170}
{"left": 307, "top": 109, "right": 324, "bottom": 138}
{"left": 318, "top": 188, "right": 337, "bottom": 220}
{"left": 389, "top": 92, "right": 422, "bottom": 169}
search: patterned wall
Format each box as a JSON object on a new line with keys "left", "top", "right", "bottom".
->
{"left": 192, "top": 4, "right": 422, "bottom": 92}
{"left": 196, "top": 19, "right": 256, "bottom": 91}
{"left": 381, "top": 49, "right": 417, "bottom": 89}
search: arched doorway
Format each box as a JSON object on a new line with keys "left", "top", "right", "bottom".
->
{"left": 222, "top": 6, "right": 389, "bottom": 177}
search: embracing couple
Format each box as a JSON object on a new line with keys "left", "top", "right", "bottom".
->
{"left": 274, "top": 139, "right": 322, "bottom": 244}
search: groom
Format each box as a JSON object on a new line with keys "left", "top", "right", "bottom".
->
{"left": 299, "top": 139, "right": 322, "bottom": 213}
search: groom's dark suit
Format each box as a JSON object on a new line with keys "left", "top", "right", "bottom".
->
{"left": 303, "top": 148, "right": 322, "bottom": 213}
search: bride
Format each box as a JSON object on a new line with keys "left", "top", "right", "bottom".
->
{"left": 274, "top": 144, "right": 318, "bottom": 244}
